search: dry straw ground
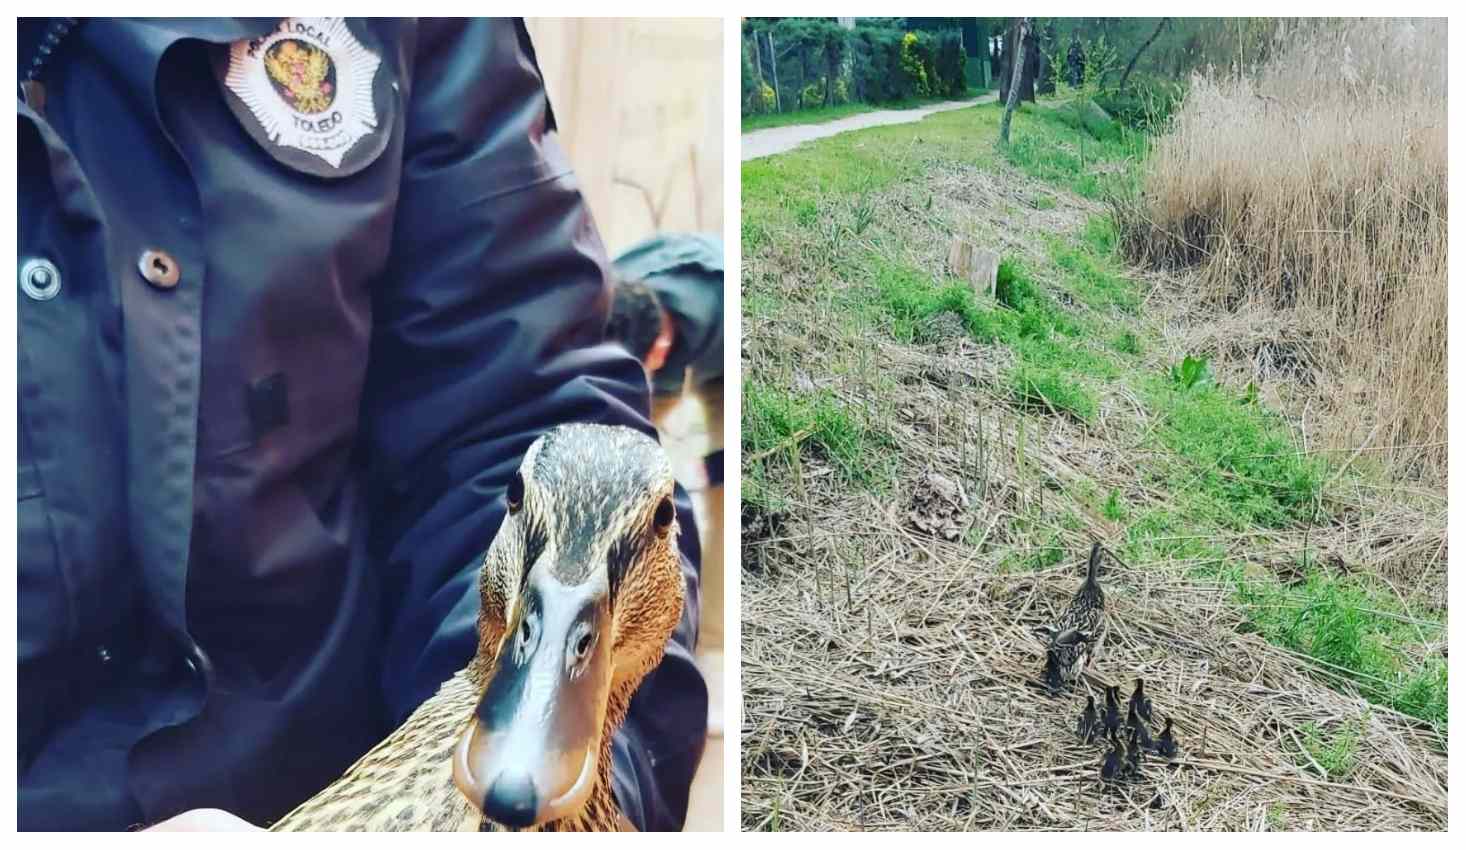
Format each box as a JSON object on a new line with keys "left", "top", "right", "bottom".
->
{"left": 742, "top": 308, "right": 1446, "bottom": 830}
{"left": 741, "top": 18, "right": 1445, "bottom": 831}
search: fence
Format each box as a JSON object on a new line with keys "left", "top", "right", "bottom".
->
{"left": 526, "top": 18, "right": 723, "bottom": 255}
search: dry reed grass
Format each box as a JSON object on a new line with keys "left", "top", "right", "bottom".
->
{"left": 1111, "top": 18, "right": 1447, "bottom": 483}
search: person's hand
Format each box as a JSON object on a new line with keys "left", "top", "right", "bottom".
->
{"left": 144, "top": 808, "right": 263, "bottom": 831}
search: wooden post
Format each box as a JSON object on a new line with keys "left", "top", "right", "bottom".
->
{"left": 947, "top": 237, "right": 1000, "bottom": 298}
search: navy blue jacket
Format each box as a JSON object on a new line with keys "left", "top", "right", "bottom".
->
{"left": 17, "top": 17, "right": 705, "bottom": 830}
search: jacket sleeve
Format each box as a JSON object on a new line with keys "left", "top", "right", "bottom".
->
{"left": 361, "top": 19, "right": 707, "bottom": 830}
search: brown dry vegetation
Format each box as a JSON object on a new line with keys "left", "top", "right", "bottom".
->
{"left": 739, "top": 54, "right": 1446, "bottom": 830}
{"left": 1111, "top": 18, "right": 1447, "bottom": 484}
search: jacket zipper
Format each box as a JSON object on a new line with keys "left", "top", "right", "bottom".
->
{"left": 20, "top": 17, "right": 79, "bottom": 112}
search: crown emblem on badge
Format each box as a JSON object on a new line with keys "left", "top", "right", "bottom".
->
{"left": 264, "top": 40, "right": 336, "bottom": 114}
{"left": 224, "top": 18, "right": 381, "bottom": 170}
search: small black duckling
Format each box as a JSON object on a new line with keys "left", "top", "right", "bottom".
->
{"left": 1077, "top": 694, "right": 1098, "bottom": 744}
{"left": 1101, "top": 684, "right": 1123, "bottom": 737}
{"left": 1127, "top": 677, "right": 1153, "bottom": 725}
{"left": 1153, "top": 716, "right": 1178, "bottom": 759}
{"left": 1100, "top": 730, "right": 1125, "bottom": 782}
{"left": 1124, "top": 726, "right": 1145, "bottom": 778}
{"left": 1126, "top": 700, "right": 1154, "bottom": 751}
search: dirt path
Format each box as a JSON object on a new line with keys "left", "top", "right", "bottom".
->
{"left": 741, "top": 94, "right": 997, "bottom": 161}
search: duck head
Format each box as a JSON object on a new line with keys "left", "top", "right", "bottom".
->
{"left": 452, "top": 424, "right": 684, "bottom": 829}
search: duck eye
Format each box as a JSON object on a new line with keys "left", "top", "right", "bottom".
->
{"left": 506, "top": 472, "right": 524, "bottom": 514}
{"left": 574, "top": 632, "right": 593, "bottom": 659}
{"left": 653, "top": 496, "right": 674, "bottom": 532}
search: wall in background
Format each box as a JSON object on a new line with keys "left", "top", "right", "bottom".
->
{"left": 526, "top": 18, "right": 723, "bottom": 255}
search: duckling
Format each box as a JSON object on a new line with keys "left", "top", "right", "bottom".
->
{"left": 1127, "top": 677, "right": 1153, "bottom": 725}
{"left": 271, "top": 425, "right": 686, "bottom": 832}
{"left": 1039, "top": 629, "right": 1092, "bottom": 695}
{"left": 1126, "top": 700, "right": 1154, "bottom": 751}
{"left": 1124, "top": 726, "right": 1145, "bottom": 779}
{"left": 1034, "top": 543, "right": 1108, "bottom": 690}
{"left": 1153, "top": 716, "right": 1178, "bottom": 760}
{"left": 1101, "top": 684, "right": 1123, "bottom": 738}
{"left": 1100, "top": 730, "right": 1125, "bottom": 782}
{"left": 1076, "top": 694, "right": 1098, "bottom": 743}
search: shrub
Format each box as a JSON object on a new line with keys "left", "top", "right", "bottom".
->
{"left": 800, "top": 82, "right": 824, "bottom": 110}
{"left": 1095, "top": 73, "right": 1185, "bottom": 131}
{"left": 899, "top": 32, "right": 930, "bottom": 97}
{"left": 850, "top": 26, "right": 904, "bottom": 102}
{"left": 934, "top": 30, "right": 967, "bottom": 97}
{"left": 756, "top": 83, "right": 776, "bottom": 113}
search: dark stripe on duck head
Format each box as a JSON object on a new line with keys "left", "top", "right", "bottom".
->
{"left": 606, "top": 529, "right": 641, "bottom": 605}
{"left": 520, "top": 514, "right": 548, "bottom": 594}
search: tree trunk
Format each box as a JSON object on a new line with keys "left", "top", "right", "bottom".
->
{"left": 999, "top": 17, "right": 1030, "bottom": 146}
{"left": 999, "top": 21, "right": 1015, "bottom": 102}
{"left": 767, "top": 31, "right": 782, "bottom": 112}
{"left": 1119, "top": 18, "right": 1170, "bottom": 90}
{"left": 751, "top": 34, "right": 765, "bottom": 87}
{"left": 1001, "top": 20, "right": 1038, "bottom": 104}
{"left": 1021, "top": 27, "right": 1038, "bottom": 102}
{"left": 1038, "top": 20, "right": 1057, "bottom": 95}
{"left": 825, "top": 43, "right": 837, "bottom": 106}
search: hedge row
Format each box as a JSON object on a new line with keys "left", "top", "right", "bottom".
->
{"left": 743, "top": 21, "right": 967, "bottom": 116}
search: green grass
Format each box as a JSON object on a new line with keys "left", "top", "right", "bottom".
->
{"left": 866, "top": 256, "right": 1118, "bottom": 386}
{"left": 1143, "top": 376, "right": 1323, "bottom": 529}
{"left": 741, "top": 89, "right": 1447, "bottom": 736}
{"left": 741, "top": 94, "right": 974, "bottom": 132}
{"left": 1230, "top": 567, "right": 1448, "bottom": 728}
{"left": 1101, "top": 488, "right": 1128, "bottom": 522}
{"left": 1300, "top": 720, "right": 1361, "bottom": 779}
{"left": 1012, "top": 367, "right": 1098, "bottom": 423}
{"left": 869, "top": 258, "right": 981, "bottom": 344}
{"left": 742, "top": 99, "right": 1143, "bottom": 249}
{"left": 743, "top": 380, "right": 889, "bottom": 488}
{"left": 996, "top": 101, "right": 1149, "bottom": 198}
{"left": 1047, "top": 235, "right": 1141, "bottom": 313}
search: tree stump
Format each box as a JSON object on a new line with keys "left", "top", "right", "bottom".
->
{"left": 947, "top": 237, "right": 1000, "bottom": 299}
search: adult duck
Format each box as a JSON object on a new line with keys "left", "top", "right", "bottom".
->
{"left": 270, "top": 424, "right": 687, "bottom": 831}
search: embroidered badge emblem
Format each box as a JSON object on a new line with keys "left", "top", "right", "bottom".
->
{"left": 220, "top": 18, "right": 391, "bottom": 175}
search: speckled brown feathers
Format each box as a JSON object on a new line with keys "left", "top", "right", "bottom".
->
{"left": 1037, "top": 542, "right": 1108, "bottom": 692}
{"left": 271, "top": 424, "right": 684, "bottom": 832}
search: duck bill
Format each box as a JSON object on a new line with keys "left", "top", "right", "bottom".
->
{"left": 453, "top": 581, "right": 613, "bottom": 829}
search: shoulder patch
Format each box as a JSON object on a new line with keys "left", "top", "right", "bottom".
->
{"left": 216, "top": 18, "right": 395, "bottom": 178}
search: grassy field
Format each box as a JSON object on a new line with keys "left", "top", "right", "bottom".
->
{"left": 740, "top": 99, "right": 1446, "bottom": 830}
{"left": 741, "top": 92, "right": 987, "bottom": 133}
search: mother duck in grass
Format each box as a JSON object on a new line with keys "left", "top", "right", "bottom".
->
{"left": 270, "top": 424, "right": 685, "bottom": 832}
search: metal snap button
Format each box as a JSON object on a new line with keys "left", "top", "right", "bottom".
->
{"left": 138, "top": 249, "right": 181, "bottom": 289}
{"left": 96, "top": 645, "right": 114, "bottom": 664}
{"left": 19, "top": 257, "right": 61, "bottom": 300}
